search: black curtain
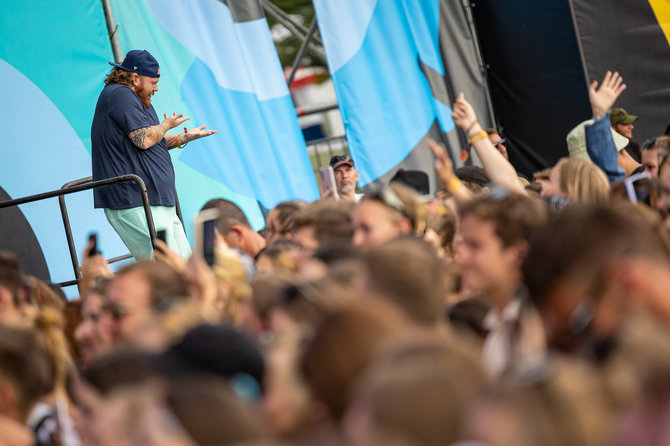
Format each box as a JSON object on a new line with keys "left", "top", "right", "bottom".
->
{"left": 0, "top": 186, "right": 51, "bottom": 282}
{"left": 570, "top": 0, "right": 670, "bottom": 141}
{"left": 472, "top": 0, "right": 591, "bottom": 177}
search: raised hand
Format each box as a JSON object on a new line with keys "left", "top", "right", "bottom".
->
{"left": 589, "top": 71, "right": 626, "bottom": 120}
{"left": 451, "top": 93, "right": 479, "bottom": 133}
{"left": 428, "top": 140, "right": 455, "bottom": 188}
{"left": 183, "top": 125, "right": 218, "bottom": 143}
{"left": 162, "top": 112, "right": 190, "bottom": 130}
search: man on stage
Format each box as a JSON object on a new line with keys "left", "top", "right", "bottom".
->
{"left": 91, "top": 50, "right": 216, "bottom": 260}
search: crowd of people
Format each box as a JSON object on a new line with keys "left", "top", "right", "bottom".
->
{"left": 3, "top": 67, "right": 670, "bottom": 446}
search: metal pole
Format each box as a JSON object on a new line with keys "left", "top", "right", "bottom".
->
{"left": 461, "top": 0, "right": 497, "bottom": 129}
{"left": 261, "top": 1, "right": 326, "bottom": 63}
{"left": 287, "top": 19, "right": 319, "bottom": 88}
{"left": 260, "top": 0, "right": 323, "bottom": 45}
{"left": 296, "top": 102, "right": 339, "bottom": 117}
{"left": 102, "top": 0, "right": 123, "bottom": 63}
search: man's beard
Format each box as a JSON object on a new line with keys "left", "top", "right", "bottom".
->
{"left": 141, "top": 94, "right": 152, "bottom": 108}
{"left": 338, "top": 184, "right": 355, "bottom": 195}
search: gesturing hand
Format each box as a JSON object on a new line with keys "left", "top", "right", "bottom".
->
{"left": 183, "top": 125, "right": 218, "bottom": 143}
{"left": 163, "top": 112, "right": 190, "bottom": 130}
{"left": 451, "top": 93, "right": 479, "bottom": 132}
{"left": 589, "top": 71, "right": 626, "bottom": 120}
{"left": 428, "top": 140, "right": 455, "bottom": 189}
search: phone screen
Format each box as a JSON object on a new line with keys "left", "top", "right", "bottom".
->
{"left": 87, "top": 233, "right": 98, "bottom": 257}
{"left": 319, "top": 166, "right": 340, "bottom": 199}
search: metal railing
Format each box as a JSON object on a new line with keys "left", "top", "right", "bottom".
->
{"left": 0, "top": 174, "right": 156, "bottom": 289}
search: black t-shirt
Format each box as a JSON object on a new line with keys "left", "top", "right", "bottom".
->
{"left": 91, "top": 83, "right": 175, "bottom": 209}
{"left": 624, "top": 140, "right": 641, "bottom": 164}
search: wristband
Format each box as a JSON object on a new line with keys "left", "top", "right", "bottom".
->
{"left": 465, "top": 121, "right": 479, "bottom": 135}
{"left": 175, "top": 134, "right": 183, "bottom": 149}
{"left": 469, "top": 130, "right": 488, "bottom": 145}
{"left": 447, "top": 176, "right": 462, "bottom": 193}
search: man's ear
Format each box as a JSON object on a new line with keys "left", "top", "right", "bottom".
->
{"left": 507, "top": 240, "right": 529, "bottom": 266}
{"left": 224, "top": 224, "right": 244, "bottom": 248}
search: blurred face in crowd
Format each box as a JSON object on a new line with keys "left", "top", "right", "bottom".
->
{"left": 89, "top": 384, "right": 196, "bottom": 446}
{"left": 334, "top": 164, "right": 359, "bottom": 196}
{"left": 458, "top": 215, "right": 521, "bottom": 301}
{"left": 264, "top": 209, "right": 282, "bottom": 244}
{"left": 75, "top": 292, "right": 115, "bottom": 366}
{"left": 613, "top": 122, "right": 634, "bottom": 140}
{"left": 106, "top": 271, "right": 153, "bottom": 344}
{"left": 642, "top": 148, "right": 660, "bottom": 177}
{"left": 0, "top": 286, "right": 25, "bottom": 326}
{"left": 263, "top": 338, "right": 312, "bottom": 438}
{"left": 540, "top": 165, "right": 565, "bottom": 197}
{"left": 293, "top": 226, "right": 320, "bottom": 273}
{"left": 657, "top": 163, "right": 670, "bottom": 226}
{"left": 352, "top": 200, "right": 410, "bottom": 248}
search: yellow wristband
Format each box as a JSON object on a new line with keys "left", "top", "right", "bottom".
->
{"left": 469, "top": 130, "right": 488, "bottom": 145}
{"left": 176, "top": 134, "right": 185, "bottom": 149}
{"left": 447, "top": 176, "right": 461, "bottom": 193}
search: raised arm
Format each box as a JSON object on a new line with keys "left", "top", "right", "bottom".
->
{"left": 129, "top": 112, "right": 190, "bottom": 149}
{"left": 584, "top": 71, "right": 628, "bottom": 181}
{"left": 452, "top": 94, "right": 526, "bottom": 195}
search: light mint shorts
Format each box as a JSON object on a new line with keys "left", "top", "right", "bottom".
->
{"left": 104, "top": 206, "right": 192, "bottom": 261}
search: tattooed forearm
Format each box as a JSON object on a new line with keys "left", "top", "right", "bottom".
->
{"left": 128, "top": 123, "right": 167, "bottom": 149}
{"left": 130, "top": 128, "right": 148, "bottom": 148}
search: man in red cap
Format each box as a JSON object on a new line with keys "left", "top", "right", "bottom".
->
{"left": 329, "top": 155, "right": 363, "bottom": 202}
{"left": 92, "top": 50, "right": 217, "bottom": 260}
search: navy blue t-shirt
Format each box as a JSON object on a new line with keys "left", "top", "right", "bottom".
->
{"left": 91, "top": 83, "right": 175, "bottom": 209}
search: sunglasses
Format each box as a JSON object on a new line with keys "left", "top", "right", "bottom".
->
{"left": 492, "top": 138, "right": 506, "bottom": 148}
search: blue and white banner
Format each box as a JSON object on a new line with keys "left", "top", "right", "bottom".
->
{"left": 112, "top": 0, "right": 320, "bottom": 224}
{"left": 313, "top": 0, "right": 493, "bottom": 189}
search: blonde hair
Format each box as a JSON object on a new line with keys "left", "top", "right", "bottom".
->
{"left": 212, "top": 245, "right": 251, "bottom": 325}
{"left": 555, "top": 157, "right": 610, "bottom": 205}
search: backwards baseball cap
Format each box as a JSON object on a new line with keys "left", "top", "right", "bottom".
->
{"left": 110, "top": 50, "right": 160, "bottom": 78}
{"left": 610, "top": 108, "right": 638, "bottom": 126}
{"left": 330, "top": 155, "right": 354, "bottom": 170}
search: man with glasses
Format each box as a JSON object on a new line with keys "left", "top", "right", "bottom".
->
{"left": 485, "top": 128, "right": 508, "bottom": 160}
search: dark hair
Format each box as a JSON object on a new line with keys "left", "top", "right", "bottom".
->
{"left": 459, "top": 191, "right": 547, "bottom": 247}
{"left": 116, "top": 261, "right": 190, "bottom": 313}
{"left": 0, "top": 251, "right": 25, "bottom": 306}
{"left": 293, "top": 199, "right": 355, "bottom": 247}
{"left": 0, "top": 324, "right": 55, "bottom": 419}
{"left": 271, "top": 201, "right": 306, "bottom": 236}
{"left": 523, "top": 204, "right": 670, "bottom": 309}
{"left": 82, "top": 348, "right": 155, "bottom": 395}
{"left": 165, "top": 375, "right": 266, "bottom": 446}
{"left": 362, "top": 236, "right": 448, "bottom": 326}
{"left": 300, "top": 303, "right": 406, "bottom": 420}
{"left": 202, "top": 198, "right": 252, "bottom": 234}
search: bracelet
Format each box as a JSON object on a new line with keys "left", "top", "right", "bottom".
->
{"left": 447, "top": 176, "right": 462, "bottom": 193}
{"left": 175, "top": 134, "right": 183, "bottom": 149}
{"left": 465, "top": 121, "right": 479, "bottom": 135}
{"left": 469, "top": 130, "right": 488, "bottom": 145}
